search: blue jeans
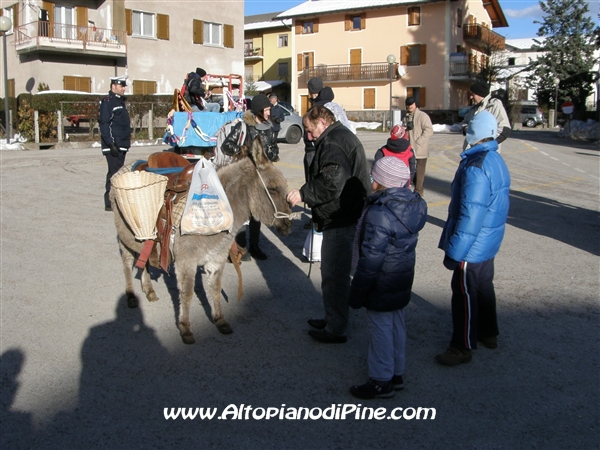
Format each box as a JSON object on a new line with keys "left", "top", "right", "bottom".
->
{"left": 320, "top": 224, "right": 356, "bottom": 336}
{"left": 366, "top": 309, "right": 406, "bottom": 382}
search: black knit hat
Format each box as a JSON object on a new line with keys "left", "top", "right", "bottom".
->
{"left": 470, "top": 81, "right": 489, "bottom": 97}
{"left": 251, "top": 94, "right": 271, "bottom": 115}
{"left": 307, "top": 77, "right": 323, "bottom": 94}
{"left": 196, "top": 67, "right": 207, "bottom": 77}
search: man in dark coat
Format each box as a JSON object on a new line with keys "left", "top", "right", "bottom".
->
{"left": 99, "top": 75, "right": 130, "bottom": 211}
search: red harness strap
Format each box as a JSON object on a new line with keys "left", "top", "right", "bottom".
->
{"left": 135, "top": 240, "right": 155, "bottom": 269}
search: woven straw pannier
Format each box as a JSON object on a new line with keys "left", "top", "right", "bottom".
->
{"left": 112, "top": 171, "right": 168, "bottom": 241}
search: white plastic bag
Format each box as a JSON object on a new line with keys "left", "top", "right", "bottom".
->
{"left": 180, "top": 159, "right": 234, "bottom": 235}
{"left": 302, "top": 226, "right": 323, "bottom": 262}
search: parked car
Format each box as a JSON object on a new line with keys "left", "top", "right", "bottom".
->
{"left": 277, "top": 103, "right": 303, "bottom": 144}
{"left": 515, "top": 101, "right": 546, "bottom": 128}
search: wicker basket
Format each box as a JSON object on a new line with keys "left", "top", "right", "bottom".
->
{"left": 112, "top": 171, "right": 168, "bottom": 241}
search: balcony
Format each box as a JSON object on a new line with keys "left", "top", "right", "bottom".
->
{"left": 300, "top": 62, "right": 398, "bottom": 84}
{"left": 463, "top": 24, "right": 505, "bottom": 53}
{"left": 449, "top": 61, "right": 479, "bottom": 81}
{"left": 14, "top": 21, "right": 127, "bottom": 58}
{"left": 244, "top": 47, "right": 263, "bottom": 60}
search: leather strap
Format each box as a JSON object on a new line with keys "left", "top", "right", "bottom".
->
{"left": 135, "top": 240, "right": 155, "bottom": 269}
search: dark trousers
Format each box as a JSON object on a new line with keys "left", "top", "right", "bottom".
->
{"left": 413, "top": 158, "right": 427, "bottom": 196}
{"left": 320, "top": 224, "right": 356, "bottom": 336}
{"left": 235, "top": 217, "right": 261, "bottom": 249}
{"left": 450, "top": 258, "right": 499, "bottom": 350}
{"left": 104, "top": 151, "right": 126, "bottom": 208}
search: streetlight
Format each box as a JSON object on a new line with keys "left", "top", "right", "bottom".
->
{"left": 387, "top": 54, "right": 396, "bottom": 131}
{"left": 554, "top": 77, "right": 560, "bottom": 128}
{"left": 0, "top": 15, "right": 12, "bottom": 141}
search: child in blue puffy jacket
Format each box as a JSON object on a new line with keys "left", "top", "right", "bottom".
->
{"left": 349, "top": 157, "right": 427, "bottom": 399}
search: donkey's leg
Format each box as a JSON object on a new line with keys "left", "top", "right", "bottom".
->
{"left": 118, "top": 239, "right": 139, "bottom": 308}
{"left": 174, "top": 261, "right": 196, "bottom": 345}
{"left": 140, "top": 265, "right": 159, "bottom": 303}
{"left": 205, "top": 262, "right": 232, "bottom": 335}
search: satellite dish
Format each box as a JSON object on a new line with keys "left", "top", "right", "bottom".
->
{"left": 397, "top": 65, "right": 406, "bottom": 77}
{"left": 25, "top": 78, "right": 35, "bottom": 93}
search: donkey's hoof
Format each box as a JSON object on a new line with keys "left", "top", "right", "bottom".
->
{"left": 146, "top": 292, "right": 159, "bottom": 302}
{"left": 127, "top": 294, "right": 139, "bottom": 308}
{"left": 216, "top": 321, "right": 233, "bottom": 335}
{"left": 181, "top": 332, "right": 196, "bottom": 345}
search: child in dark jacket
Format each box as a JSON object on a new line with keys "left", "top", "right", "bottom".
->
{"left": 374, "top": 125, "right": 416, "bottom": 186}
{"left": 349, "top": 157, "right": 427, "bottom": 399}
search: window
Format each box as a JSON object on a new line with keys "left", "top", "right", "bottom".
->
{"left": 63, "top": 76, "right": 91, "bottom": 93}
{"left": 457, "top": 8, "right": 462, "bottom": 28}
{"left": 295, "top": 19, "right": 319, "bottom": 34}
{"left": 244, "top": 66, "right": 254, "bottom": 80}
{"left": 364, "top": 88, "right": 375, "bottom": 109}
{"left": 133, "top": 80, "right": 157, "bottom": 95}
{"left": 204, "top": 21, "right": 222, "bottom": 45}
{"left": 345, "top": 14, "right": 365, "bottom": 31}
{"left": 401, "top": 44, "right": 426, "bottom": 66}
{"left": 1, "top": 6, "right": 15, "bottom": 34}
{"left": 278, "top": 34, "right": 288, "bottom": 47}
{"left": 508, "top": 57, "right": 516, "bottom": 66}
{"left": 406, "top": 87, "right": 426, "bottom": 108}
{"left": 132, "top": 10, "right": 155, "bottom": 38}
{"left": 54, "top": 5, "right": 76, "bottom": 39}
{"left": 408, "top": 7, "right": 420, "bottom": 26}
{"left": 278, "top": 62, "right": 289, "bottom": 78}
{"left": 297, "top": 52, "right": 314, "bottom": 71}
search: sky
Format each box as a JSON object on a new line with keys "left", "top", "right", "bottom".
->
{"left": 244, "top": 0, "right": 599, "bottom": 40}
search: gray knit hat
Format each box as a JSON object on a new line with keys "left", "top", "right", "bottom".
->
{"left": 307, "top": 77, "right": 323, "bottom": 94}
{"left": 371, "top": 156, "right": 411, "bottom": 188}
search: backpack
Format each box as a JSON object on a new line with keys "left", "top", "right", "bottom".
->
{"left": 213, "top": 119, "right": 246, "bottom": 168}
{"left": 180, "top": 72, "right": 194, "bottom": 104}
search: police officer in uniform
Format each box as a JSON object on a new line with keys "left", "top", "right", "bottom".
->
{"left": 99, "top": 75, "right": 131, "bottom": 211}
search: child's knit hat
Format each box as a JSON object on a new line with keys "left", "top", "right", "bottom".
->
{"left": 466, "top": 111, "right": 497, "bottom": 145}
{"left": 390, "top": 124, "right": 407, "bottom": 140}
{"left": 371, "top": 157, "right": 411, "bottom": 188}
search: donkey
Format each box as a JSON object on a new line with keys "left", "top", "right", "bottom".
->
{"left": 111, "top": 138, "right": 293, "bottom": 344}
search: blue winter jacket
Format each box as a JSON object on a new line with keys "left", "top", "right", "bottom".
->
{"left": 349, "top": 187, "right": 427, "bottom": 311}
{"left": 438, "top": 139, "right": 510, "bottom": 263}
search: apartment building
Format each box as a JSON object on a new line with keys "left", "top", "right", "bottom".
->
{"left": 0, "top": 0, "right": 244, "bottom": 98}
{"left": 276, "top": 0, "right": 508, "bottom": 119}
{"left": 244, "top": 12, "right": 292, "bottom": 102}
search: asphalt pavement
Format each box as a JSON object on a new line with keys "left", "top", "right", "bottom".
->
{"left": 1, "top": 129, "right": 599, "bottom": 449}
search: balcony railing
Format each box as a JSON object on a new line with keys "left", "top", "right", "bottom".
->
{"left": 300, "top": 62, "right": 398, "bottom": 84}
{"left": 244, "top": 47, "right": 263, "bottom": 58}
{"left": 14, "top": 21, "right": 127, "bottom": 58}
{"left": 463, "top": 24, "right": 506, "bottom": 53}
{"left": 449, "top": 61, "right": 480, "bottom": 80}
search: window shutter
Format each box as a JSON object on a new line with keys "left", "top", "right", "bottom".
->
{"left": 8, "top": 78, "right": 15, "bottom": 98}
{"left": 77, "top": 6, "right": 88, "bottom": 28}
{"left": 419, "top": 44, "right": 426, "bottom": 65}
{"left": 420, "top": 88, "right": 426, "bottom": 108}
{"left": 224, "top": 24, "right": 234, "bottom": 48}
{"left": 313, "top": 19, "right": 319, "bottom": 33}
{"left": 308, "top": 52, "right": 314, "bottom": 68}
{"left": 133, "top": 81, "right": 157, "bottom": 95}
{"left": 193, "top": 19, "right": 204, "bottom": 44}
{"left": 295, "top": 22, "right": 302, "bottom": 34}
{"left": 63, "top": 76, "right": 91, "bottom": 93}
{"left": 43, "top": 1, "right": 54, "bottom": 38}
{"left": 157, "top": 14, "right": 169, "bottom": 40}
{"left": 360, "top": 14, "right": 366, "bottom": 30}
{"left": 401, "top": 46, "right": 409, "bottom": 65}
{"left": 12, "top": 4, "right": 18, "bottom": 27}
{"left": 64, "top": 76, "right": 77, "bottom": 91}
{"left": 364, "top": 88, "right": 375, "bottom": 109}
{"left": 345, "top": 15, "right": 351, "bottom": 31}
{"left": 297, "top": 53, "right": 303, "bottom": 71}
{"left": 407, "top": 87, "right": 414, "bottom": 98}
{"left": 125, "top": 9, "right": 132, "bottom": 36}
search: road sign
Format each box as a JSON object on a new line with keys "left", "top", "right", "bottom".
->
{"left": 561, "top": 101, "right": 574, "bottom": 115}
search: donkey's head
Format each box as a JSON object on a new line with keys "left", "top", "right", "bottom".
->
{"left": 246, "top": 137, "right": 293, "bottom": 236}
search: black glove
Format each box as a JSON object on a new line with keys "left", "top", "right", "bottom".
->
{"left": 461, "top": 124, "right": 468, "bottom": 136}
{"left": 443, "top": 255, "right": 460, "bottom": 271}
{"left": 109, "top": 142, "right": 119, "bottom": 157}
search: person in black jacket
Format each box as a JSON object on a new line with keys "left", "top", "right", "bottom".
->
{"left": 349, "top": 157, "right": 427, "bottom": 399}
{"left": 287, "top": 106, "right": 370, "bottom": 344}
{"left": 269, "top": 94, "right": 284, "bottom": 156}
{"left": 221, "top": 93, "right": 277, "bottom": 260}
{"left": 99, "top": 75, "right": 131, "bottom": 211}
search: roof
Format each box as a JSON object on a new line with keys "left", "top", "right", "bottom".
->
{"left": 245, "top": 12, "right": 292, "bottom": 30}
{"left": 251, "top": 80, "right": 285, "bottom": 93}
{"left": 505, "top": 37, "right": 546, "bottom": 51}
{"left": 277, "top": 0, "right": 508, "bottom": 27}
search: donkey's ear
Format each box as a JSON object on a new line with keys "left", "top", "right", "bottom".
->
{"left": 250, "top": 136, "right": 270, "bottom": 170}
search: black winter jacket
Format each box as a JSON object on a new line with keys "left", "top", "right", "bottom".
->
{"left": 221, "top": 111, "right": 278, "bottom": 161}
{"left": 349, "top": 187, "right": 427, "bottom": 311}
{"left": 99, "top": 91, "right": 131, "bottom": 152}
{"left": 300, "top": 121, "right": 370, "bottom": 231}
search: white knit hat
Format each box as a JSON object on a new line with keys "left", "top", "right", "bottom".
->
{"left": 371, "top": 157, "right": 411, "bottom": 188}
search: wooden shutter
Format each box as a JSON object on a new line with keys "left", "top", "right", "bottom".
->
{"left": 193, "top": 19, "right": 203, "bottom": 44}
{"left": 224, "top": 24, "right": 234, "bottom": 48}
{"left": 64, "top": 76, "right": 91, "bottom": 93}
{"left": 345, "top": 15, "right": 351, "bottom": 31}
{"left": 297, "top": 53, "right": 304, "bottom": 71}
{"left": 8, "top": 78, "right": 15, "bottom": 98}
{"left": 401, "top": 46, "right": 409, "bottom": 65}
{"left": 295, "top": 22, "right": 302, "bottom": 34}
{"left": 361, "top": 14, "right": 366, "bottom": 30}
{"left": 364, "top": 88, "right": 375, "bottom": 109}
{"left": 133, "top": 80, "right": 157, "bottom": 95}
{"left": 125, "top": 9, "right": 132, "bottom": 36}
{"left": 42, "top": 1, "right": 54, "bottom": 38}
{"left": 308, "top": 52, "right": 314, "bottom": 68}
{"left": 157, "top": 14, "right": 169, "bottom": 40}
{"left": 420, "top": 88, "right": 426, "bottom": 108}
{"left": 12, "top": 4, "right": 18, "bottom": 27}
{"left": 76, "top": 6, "right": 87, "bottom": 27}
{"left": 313, "top": 18, "right": 319, "bottom": 33}
{"left": 419, "top": 44, "right": 426, "bottom": 65}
